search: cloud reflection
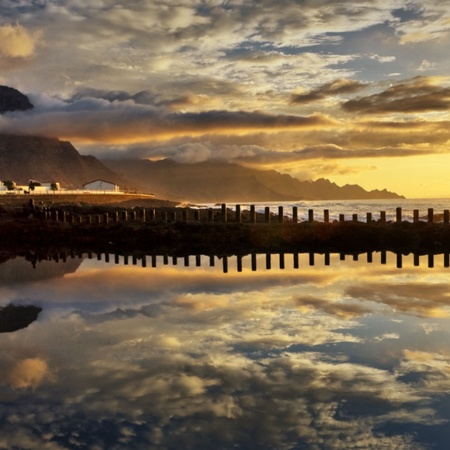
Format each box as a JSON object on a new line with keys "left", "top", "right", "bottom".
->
{"left": 1, "top": 254, "right": 450, "bottom": 448}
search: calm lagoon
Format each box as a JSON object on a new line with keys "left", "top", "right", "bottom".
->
{"left": 1, "top": 251, "right": 450, "bottom": 449}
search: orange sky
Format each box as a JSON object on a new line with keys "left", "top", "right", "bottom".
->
{"left": 1, "top": 2, "right": 450, "bottom": 197}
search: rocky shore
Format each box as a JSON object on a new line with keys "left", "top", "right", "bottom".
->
{"left": 1, "top": 204, "right": 450, "bottom": 257}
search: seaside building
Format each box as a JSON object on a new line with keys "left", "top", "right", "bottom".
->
{"left": 83, "top": 179, "right": 120, "bottom": 192}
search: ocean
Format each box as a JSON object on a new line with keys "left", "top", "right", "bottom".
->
{"left": 199, "top": 198, "right": 450, "bottom": 222}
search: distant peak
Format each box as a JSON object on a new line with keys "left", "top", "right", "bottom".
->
{"left": 0, "top": 86, "right": 34, "bottom": 114}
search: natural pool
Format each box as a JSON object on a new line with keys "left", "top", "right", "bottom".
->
{"left": 1, "top": 251, "right": 450, "bottom": 449}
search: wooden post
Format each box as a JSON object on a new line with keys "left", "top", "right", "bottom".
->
{"left": 152, "top": 255, "right": 157, "bottom": 267}
{"left": 184, "top": 256, "right": 189, "bottom": 267}
{"left": 208, "top": 208, "right": 214, "bottom": 222}
{"left": 279, "top": 253, "right": 285, "bottom": 269}
{"left": 428, "top": 254, "right": 434, "bottom": 268}
{"left": 309, "top": 252, "right": 315, "bottom": 266}
{"left": 149, "top": 209, "right": 156, "bottom": 221}
{"left": 445, "top": 254, "right": 449, "bottom": 268}
{"left": 251, "top": 253, "right": 257, "bottom": 271}
{"left": 428, "top": 208, "right": 434, "bottom": 223}
{"left": 141, "top": 209, "right": 146, "bottom": 222}
{"left": 162, "top": 211, "right": 168, "bottom": 223}
{"left": 62, "top": 211, "right": 67, "bottom": 223}
{"left": 250, "top": 205, "right": 256, "bottom": 223}
{"left": 172, "top": 256, "right": 177, "bottom": 265}
{"left": 278, "top": 206, "right": 283, "bottom": 224}
{"left": 381, "top": 251, "right": 386, "bottom": 264}
{"left": 222, "top": 256, "right": 228, "bottom": 274}
{"left": 194, "top": 210, "right": 200, "bottom": 222}
{"left": 396, "top": 253, "right": 402, "bottom": 269}
{"left": 292, "top": 206, "right": 298, "bottom": 224}
{"left": 104, "top": 213, "right": 109, "bottom": 224}
{"left": 366, "top": 212, "right": 372, "bottom": 224}
{"left": 105, "top": 253, "right": 110, "bottom": 263}
{"left": 444, "top": 210, "right": 450, "bottom": 224}
{"left": 114, "top": 254, "right": 120, "bottom": 264}
{"left": 87, "top": 215, "right": 93, "bottom": 224}
{"left": 196, "top": 255, "right": 201, "bottom": 266}
{"left": 131, "top": 211, "right": 137, "bottom": 221}
{"left": 293, "top": 253, "right": 299, "bottom": 269}
{"left": 142, "top": 256, "right": 147, "bottom": 267}
{"left": 324, "top": 253, "right": 330, "bottom": 266}
{"left": 163, "top": 254, "right": 169, "bottom": 265}
{"left": 237, "top": 255, "right": 243, "bottom": 272}
{"left": 124, "top": 255, "right": 129, "bottom": 265}
{"left": 396, "top": 207, "right": 402, "bottom": 222}
{"left": 265, "top": 207, "right": 270, "bottom": 224}
{"left": 324, "top": 209, "right": 329, "bottom": 223}
{"left": 413, "top": 209, "right": 419, "bottom": 223}
{"left": 367, "top": 252, "right": 373, "bottom": 263}
{"left": 352, "top": 214, "right": 358, "bottom": 222}
{"left": 339, "top": 214, "right": 345, "bottom": 222}
{"left": 380, "top": 211, "right": 386, "bottom": 224}
{"left": 114, "top": 212, "right": 119, "bottom": 223}
{"left": 123, "top": 211, "right": 128, "bottom": 222}
{"left": 183, "top": 209, "right": 189, "bottom": 222}
{"left": 308, "top": 209, "right": 314, "bottom": 223}
{"left": 221, "top": 203, "right": 227, "bottom": 223}
{"left": 209, "top": 255, "right": 215, "bottom": 266}
{"left": 414, "top": 254, "right": 420, "bottom": 266}
{"left": 236, "top": 204, "right": 241, "bottom": 223}
{"left": 266, "top": 253, "right": 271, "bottom": 270}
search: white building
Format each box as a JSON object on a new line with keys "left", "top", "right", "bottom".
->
{"left": 83, "top": 179, "right": 120, "bottom": 192}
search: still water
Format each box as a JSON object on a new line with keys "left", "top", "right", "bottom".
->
{"left": 1, "top": 252, "right": 450, "bottom": 449}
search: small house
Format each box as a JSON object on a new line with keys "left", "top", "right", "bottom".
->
{"left": 83, "top": 179, "right": 120, "bottom": 192}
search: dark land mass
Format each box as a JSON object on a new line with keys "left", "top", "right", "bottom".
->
{"left": 0, "top": 205, "right": 449, "bottom": 258}
{"left": 0, "top": 304, "right": 42, "bottom": 333}
{"left": 0, "top": 85, "right": 34, "bottom": 114}
{"left": 103, "top": 158, "right": 404, "bottom": 202}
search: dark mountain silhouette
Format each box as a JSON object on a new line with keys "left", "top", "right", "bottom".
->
{"left": 0, "top": 86, "right": 34, "bottom": 114}
{"left": 103, "top": 158, "right": 404, "bottom": 202}
{"left": 0, "top": 135, "right": 124, "bottom": 188}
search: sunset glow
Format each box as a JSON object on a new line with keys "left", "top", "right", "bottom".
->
{"left": 1, "top": 1, "right": 450, "bottom": 197}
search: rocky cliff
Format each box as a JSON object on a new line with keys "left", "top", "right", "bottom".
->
{"left": 0, "top": 135, "right": 124, "bottom": 189}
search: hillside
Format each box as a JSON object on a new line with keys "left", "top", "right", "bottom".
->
{"left": 103, "top": 158, "right": 404, "bottom": 202}
{"left": 0, "top": 135, "right": 124, "bottom": 189}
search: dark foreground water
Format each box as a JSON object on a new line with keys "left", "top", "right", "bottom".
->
{"left": 1, "top": 252, "right": 450, "bottom": 449}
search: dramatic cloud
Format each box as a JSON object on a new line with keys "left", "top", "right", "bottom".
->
{"left": 342, "top": 77, "right": 450, "bottom": 114}
{"left": 291, "top": 79, "right": 367, "bottom": 105}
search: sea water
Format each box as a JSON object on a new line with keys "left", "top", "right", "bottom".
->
{"left": 198, "top": 198, "right": 450, "bottom": 222}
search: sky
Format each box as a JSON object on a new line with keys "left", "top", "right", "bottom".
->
{"left": 1, "top": 1, "right": 450, "bottom": 198}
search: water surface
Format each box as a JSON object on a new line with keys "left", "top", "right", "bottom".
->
{"left": 1, "top": 252, "right": 450, "bottom": 449}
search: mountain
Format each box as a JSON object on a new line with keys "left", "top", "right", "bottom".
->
{"left": 0, "top": 86, "right": 34, "bottom": 114}
{"left": 102, "top": 158, "right": 404, "bottom": 202}
{"left": 0, "top": 135, "right": 124, "bottom": 189}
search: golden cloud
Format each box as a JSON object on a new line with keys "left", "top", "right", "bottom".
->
{"left": 8, "top": 357, "right": 51, "bottom": 389}
{"left": 0, "top": 24, "right": 40, "bottom": 60}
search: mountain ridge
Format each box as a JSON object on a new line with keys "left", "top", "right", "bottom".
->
{"left": 102, "top": 158, "right": 404, "bottom": 202}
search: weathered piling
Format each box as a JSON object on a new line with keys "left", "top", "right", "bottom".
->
{"left": 308, "top": 209, "right": 314, "bottom": 223}
{"left": 428, "top": 208, "right": 434, "bottom": 223}
{"left": 380, "top": 211, "right": 386, "bottom": 224}
{"left": 339, "top": 214, "right": 345, "bottom": 222}
{"left": 278, "top": 206, "right": 283, "bottom": 224}
{"left": 352, "top": 214, "right": 358, "bottom": 222}
{"left": 265, "top": 207, "right": 270, "bottom": 224}
{"left": 445, "top": 210, "right": 450, "bottom": 224}
{"left": 396, "top": 207, "right": 402, "bottom": 222}
{"left": 324, "top": 209, "right": 329, "bottom": 223}
{"left": 366, "top": 212, "right": 372, "bottom": 224}
{"left": 236, "top": 204, "right": 241, "bottom": 223}
{"left": 221, "top": 203, "right": 227, "bottom": 223}
{"left": 292, "top": 206, "right": 298, "bottom": 224}
{"left": 413, "top": 209, "right": 419, "bottom": 223}
{"left": 250, "top": 205, "right": 256, "bottom": 223}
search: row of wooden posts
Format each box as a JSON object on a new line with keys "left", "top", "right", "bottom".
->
{"left": 42, "top": 204, "right": 450, "bottom": 224}
{"left": 31, "top": 250, "right": 448, "bottom": 271}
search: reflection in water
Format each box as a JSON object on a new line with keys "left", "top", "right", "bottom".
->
{"left": 1, "top": 253, "right": 450, "bottom": 448}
